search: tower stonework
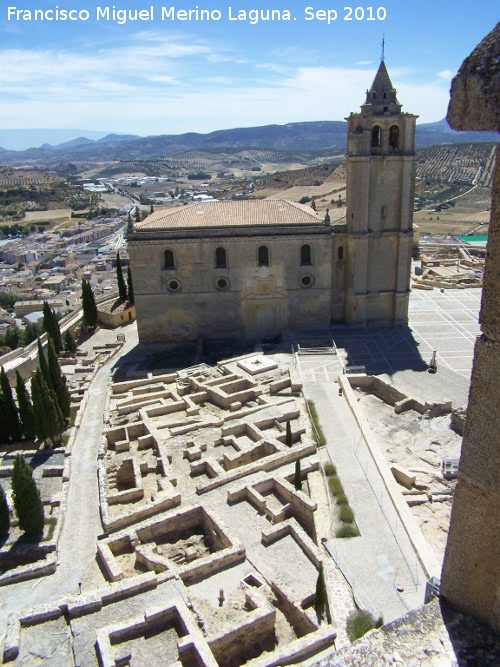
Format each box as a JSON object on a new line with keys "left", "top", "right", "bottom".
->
{"left": 344, "top": 61, "right": 417, "bottom": 324}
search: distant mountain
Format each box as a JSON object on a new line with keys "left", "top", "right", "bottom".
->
{"left": 0, "top": 119, "right": 497, "bottom": 167}
{"left": 96, "top": 134, "right": 141, "bottom": 144}
{"left": 416, "top": 118, "right": 500, "bottom": 147}
{"left": 0, "top": 128, "right": 118, "bottom": 151}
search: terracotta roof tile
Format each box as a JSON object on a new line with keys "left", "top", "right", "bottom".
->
{"left": 134, "top": 200, "right": 341, "bottom": 231}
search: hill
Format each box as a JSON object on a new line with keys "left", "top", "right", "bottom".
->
{"left": 0, "top": 119, "right": 498, "bottom": 169}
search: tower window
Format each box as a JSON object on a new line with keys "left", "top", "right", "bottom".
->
{"left": 300, "top": 243, "right": 312, "bottom": 266}
{"left": 383, "top": 92, "right": 387, "bottom": 99}
{"left": 258, "top": 245, "right": 269, "bottom": 267}
{"left": 381, "top": 206, "right": 387, "bottom": 219}
{"left": 338, "top": 246, "right": 344, "bottom": 261}
{"left": 215, "top": 246, "right": 227, "bottom": 268}
{"left": 371, "top": 125, "right": 381, "bottom": 148}
{"left": 372, "top": 92, "right": 376, "bottom": 99}
{"left": 164, "top": 249, "right": 175, "bottom": 270}
{"left": 389, "top": 125, "right": 400, "bottom": 150}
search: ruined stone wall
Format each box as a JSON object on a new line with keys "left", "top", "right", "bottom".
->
{"left": 440, "top": 21, "right": 500, "bottom": 632}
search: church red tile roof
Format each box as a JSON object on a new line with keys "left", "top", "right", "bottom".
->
{"left": 134, "top": 200, "right": 344, "bottom": 231}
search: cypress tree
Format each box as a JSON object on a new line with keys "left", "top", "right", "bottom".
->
{"left": 135, "top": 206, "right": 141, "bottom": 223}
{"left": 0, "top": 484, "right": 10, "bottom": 537}
{"left": 64, "top": 329, "right": 77, "bottom": 354}
{"left": 43, "top": 302, "right": 62, "bottom": 354}
{"left": 31, "top": 370, "right": 48, "bottom": 443}
{"left": 0, "top": 395, "right": 9, "bottom": 445}
{"left": 11, "top": 454, "right": 44, "bottom": 536}
{"left": 37, "top": 337, "right": 51, "bottom": 388}
{"left": 127, "top": 266, "right": 134, "bottom": 304}
{"left": 15, "top": 370, "right": 35, "bottom": 440}
{"left": 116, "top": 252, "right": 127, "bottom": 300}
{"left": 285, "top": 420, "right": 292, "bottom": 448}
{"left": 32, "top": 369, "right": 64, "bottom": 446}
{"left": 294, "top": 458, "right": 302, "bottom": 492}
{"left": 314, "top": 563, "right": 327, "bottom": 618}
{"left": 47, "top": 337, "right": 71, "bottom": 419}
{"left": 150, "top": 204, "right": 154, "bottom": 215}
{"left": 81, "top": 279, "right": 98, "bottom": 328}
{"left": 1, "top": 367, "right": 21, "bottom": 442}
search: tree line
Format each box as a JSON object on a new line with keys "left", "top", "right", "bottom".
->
{"left": 0, "top": 300, "right": 74, "bottom": 539}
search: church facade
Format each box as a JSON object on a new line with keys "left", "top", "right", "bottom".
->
{"left": 128, "top": 61, "right": 417, "bottom": 350}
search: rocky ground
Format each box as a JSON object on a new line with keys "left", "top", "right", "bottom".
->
{"left": 355, "top": 389, "right": 461, "bottom": 563}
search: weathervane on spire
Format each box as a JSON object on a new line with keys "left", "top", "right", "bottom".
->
{"left": 381, "top": 34, "right": 385, "bottom": 62}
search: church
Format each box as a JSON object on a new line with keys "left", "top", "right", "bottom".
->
{"left": 128, "top": 61, "right": 417, "bottom": 351}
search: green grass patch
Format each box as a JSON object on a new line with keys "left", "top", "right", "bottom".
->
{"left": 328, "top": 476, "right": 344, "bottom": 496}
{"left": 339, "top": 505, "right": 355, "bottom": 523}
{"left": 306, "top": 400, "right": 327, "bottom": 447}
{"left": 323, "top": 463, "right": 336, "bottom": 477}
{"left": 335, "top": 524, "right": 360, "bottom": 538}
{"left": 346, "top": 609, "right": 383, "bottom": 642}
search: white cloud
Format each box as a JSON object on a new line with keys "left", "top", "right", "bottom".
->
{"left": 0, "top": 39, "right": 450, "bottom": 134}
{"left": 438, "top": 69, "right": 455, "bottom": 81}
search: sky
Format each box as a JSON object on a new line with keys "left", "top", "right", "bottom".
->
{"left": 0, "top": 1, "right": 498, "bottom": 140}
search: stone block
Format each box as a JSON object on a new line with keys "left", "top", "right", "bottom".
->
{"left": 391, "top": 464, "right": 416, "bottom": 490}
{"left": 2, "top": 615, "right": 20, "bottom": 663}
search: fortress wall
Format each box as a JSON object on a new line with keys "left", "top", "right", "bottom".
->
{"left": 440, "top": 21, "right": 500, "bottom": 632}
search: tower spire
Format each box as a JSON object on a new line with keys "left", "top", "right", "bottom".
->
{"left": 381, "top": 34, "right": 385, "bottom": 62}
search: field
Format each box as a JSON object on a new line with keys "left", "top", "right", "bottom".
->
{"left": 413, "top": 207, "right": 490, "bottom": 236}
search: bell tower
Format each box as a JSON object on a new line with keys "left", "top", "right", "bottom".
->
{"left": 344, "top": 60, "right": 417, "bottom": 324}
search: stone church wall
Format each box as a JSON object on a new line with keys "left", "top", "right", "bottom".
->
{"left": 129, "top": 231, "right": 334, "bottom": 347}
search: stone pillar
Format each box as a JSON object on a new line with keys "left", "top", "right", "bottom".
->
{"left": 440, "top": 22, "right": 500, "bottom": 631}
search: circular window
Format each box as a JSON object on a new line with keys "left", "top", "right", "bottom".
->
{"left": 299, "top": 274, "right": 314, "bottom": 288}
{"left": 215, "top": 277, "right": 230, "bottom": 291}
{"left": 168, "top": 279, "right": 181, "bottom": 292}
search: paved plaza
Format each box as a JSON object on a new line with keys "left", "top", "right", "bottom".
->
{"left": 290, "top": 287, "right": 481, "bottom": 408}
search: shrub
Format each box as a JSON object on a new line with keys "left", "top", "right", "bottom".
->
{"left": 328, "top": 476, "right": 344, "bottom": 496}
{"left": 306, "top": 400, "right": 327, "bottom": 447}
{"left": 323, "top": 463, "right": 336, "bottom": 477}
{"left": 335, "top": 524, "right": 360, "bottom": 538}
{"left": 336, "top": 493, "right": 349, "bottom": 505}
{"left": 346, "top": 609, "right": 381, "bottom": 642}
{"left": 339, "top": 505, "right": 355, "bottom": 523}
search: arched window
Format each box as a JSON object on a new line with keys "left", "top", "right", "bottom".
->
{"left": 215, "top": 247, "right": 227, "bottom": 269}
{"left": 337, "top": 246, "right": 344, "bottom": 261}
{"left": 300, "top": 243, "right": 312, "bottom": 266}
{"left": 164, "top": 249, "right": 175, "bottom": 270}
{"left": 371, "top": 125, "right": 381, "bottom": 148}
{"left": 389, "top": 125, "right": 400, "bottom": 150}
{"left": 258, "top": 245, "right": 269, "bottom": 267}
